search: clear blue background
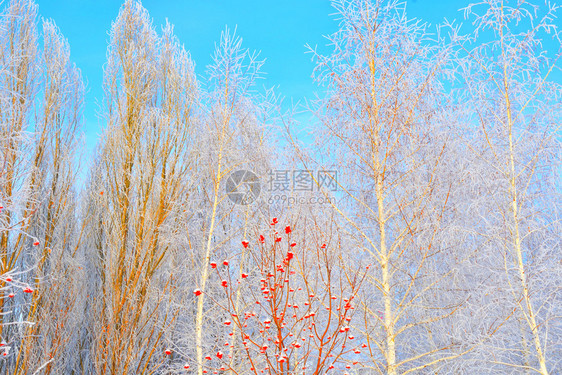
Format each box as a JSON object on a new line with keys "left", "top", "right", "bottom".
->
{"left": 28, "top": 0, "right": 516, "bottom": 152}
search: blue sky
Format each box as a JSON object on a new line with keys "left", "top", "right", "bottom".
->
{"left": 33, "top": 0, "right": 474, "bottom": 152}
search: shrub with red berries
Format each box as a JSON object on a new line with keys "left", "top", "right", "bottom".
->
{"left": 200, "top": 218, "right": 367, "bottom": 374}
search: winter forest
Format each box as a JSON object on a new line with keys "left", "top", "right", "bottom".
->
{"left": 0, "top": 0, "right": 561, "bottom": 374}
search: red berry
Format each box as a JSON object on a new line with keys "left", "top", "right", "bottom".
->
{"left": 258, "top": 235, "right": 265, "bottom": 243}
{"left": 221, "top": 280, "right": 228, "bottom": 287}
{"left": 165, "top": 349, "right": 172, "bottom": 355}
{"left": 33, "top": 241, "right": 39, "bottom": 246}
{"left": 8, "top": 293, "right": 14, "bottom": 298}
{"left": 285, "top": 225, "right": 291, "bottom": 234}
{"left": 241, "top": 273, "right": 248, "bottom": 279}
{"left": 23, "top": 287, "right": 33, "bottom": 294}
{"left": 270, "top": 217, "right": 278, "bottom": 225}
{"left": 194, "top": 289, "right": 202, "bottom": 296}
{"left": 5, "top": 277, "right": 12, "bottom": 282}
{"left": 210, "top": 262, "right": 217, "bottom": 269}
{"left": 241, "top": 240, "right": 249, "bottom": 248}
{"left": 184, "top": 363, "right": 190, "bottom": 369}
{"left": 223, "top": 260, "right": 229, "bottom": 266}
{"left": 216, "top": 351, "right": 223, "bottom": 359}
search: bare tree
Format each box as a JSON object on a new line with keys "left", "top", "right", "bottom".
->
{"left": 83, "top": 1, "right": 198, "bottom": 373}
{"left": 305, "top": 1, "right": 475, "bottom": 373}
{"left": 162, "top": 27, "right": 275, "bottom": 375}
{"left": 449, "top": 0, "right": 562, "bottom": 373}
{"left": 0, "top": 1, "right": 84, "bottom": 373}
{"left": 193, "top": 218, "right": 366, "bottom": 375}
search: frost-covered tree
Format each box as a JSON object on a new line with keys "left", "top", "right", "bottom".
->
{"left": 449, "top": 0, "right": 562, "bottom": 373}
{"left": 196, "top": 219, "right": 367, "bottom": 375}
{"left": 81, "top": 1, "right": 198, "bottom": 373}
{"left": 165, "top": 28, "right": 274, "bottom": 375}
{"left": 306, "top": 1, "right": 475, "bottom": 373}
{"left": 0, "top": 0, "right": 84, "bottom": 373}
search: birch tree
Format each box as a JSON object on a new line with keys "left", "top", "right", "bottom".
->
{"left": 164, "top": 28, "right": 274, "bottom": 375}
{"left": 307, "top": 1, "right": 473, "bottom": 373}
{"left": 450, "top": 0, "right": 562, "bottom": 373}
